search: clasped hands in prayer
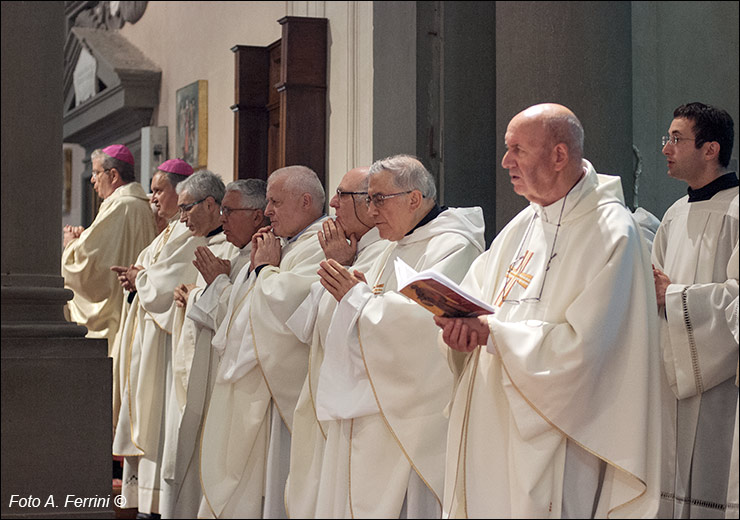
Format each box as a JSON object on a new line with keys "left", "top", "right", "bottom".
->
{"left": 63, "top": 224, "right": 84, "bottom": 248}
{"left": 111, "top": 264, "right": 144, "bottom": 292}
{"left": 317, "top": 218, "right": 366, "bottom": 302}
{"left": 192, "top": 246, "right": 231, "bottom": 285}
{"left": 174, "top": 283, "right": 197, "bottom": 308}
{"left": 318, "top": 218, "right": 358, "bottom": 266}
{"left": 250, "top": 226, "right": 282, "bottom": 270}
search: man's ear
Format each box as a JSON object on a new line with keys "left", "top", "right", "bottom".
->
{"left": 252, "top": 209, "right": 265, "bottom": 226}
{"left": 108, "top": 167, "right": 121, "bottom": 184}
{"left": 552, "top": 143, "right": 569, "bottom": 172}
{"left": 407, "top": 189, "right": 423, "bottom": 210}
{"left": 703, "top": 141, "right": 721, "bottom": 163}
{"left": 302, "top": 193, "right": 313, "bottom": 210}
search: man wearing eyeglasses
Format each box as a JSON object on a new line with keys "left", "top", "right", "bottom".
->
{"left": 284, "top": 166, "right": 389, "bottom": 517}
{"left": 113, "top": 169, "right": 231, "bottom": 518}
{"left": 434, "top": 104, "right": 662, "bottom": 518}
{"left": 652, "top": 102, "right": 738, "bottom": 519}
{"left": 158, "top": 179, "right": 268, "bottom": 518}
{"left": 198, "top": 166, "right": 328, "bottom": 519}
{"left": 62, "top": 144, "right": 157, "bottom": 368}
{"left": 314, "top": 154, "right": 485, "bottom": 518}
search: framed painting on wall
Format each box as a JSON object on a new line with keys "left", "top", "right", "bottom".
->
{"left": 175, "top": 80, "right": 208, "bottom": 169}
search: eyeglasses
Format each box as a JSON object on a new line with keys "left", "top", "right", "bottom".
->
{"left": 365, "top": 191, "right": 413, "bottom": 207}
{"left": 220, "top": 206, "right": 258, "bottom": 217}
{"left": 662, "top": 135, "right": 696, "bottom": 146}
{"left": 91, "top": 168, "right": 111, "bottom": 178}
{"left": 178, "top": 197, "right": 207, "bottom": 214}
{"left": 336, "top": 188, "right": 368, "bottom": 199}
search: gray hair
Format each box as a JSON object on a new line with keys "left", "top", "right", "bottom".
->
{"left": 176, "top": 169, "right": 226, "bottom": 204}
{"left": 91, "top": 148, "right": 135, "bottom": 183}
{"left": 225, "top": 179, "right": 267, "bottom": 210}
{"left": 369, "top": 154, "right": 437, "bottom": 201}
{"left": 269, "top": 166, "right": 325, "bottom": 212}
{"left": 544, "top": 113, "right": 584, "bottom": 163}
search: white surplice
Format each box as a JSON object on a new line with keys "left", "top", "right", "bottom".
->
{"left": 112, "top": 219, "right": 206, "bottom": 515}
{"left": 726, "top": 296, "right": 739, "bottom": 520}
{"left": 284, "top": 227, "right": 388, "bottom": 518}
{"left": 313, "top": 207, "right": 485, "bottom": 518}
{"left": 160, "top": 232, "right": 241, "bottom": 518}
{"left": 444, "top": 163, "right": 662, "bottom": 519}
{"left": 652, "top": 184, "right": 739, "bottom": 518}
{"left": 199, "top": 217, "right": 328, "bottom": 519}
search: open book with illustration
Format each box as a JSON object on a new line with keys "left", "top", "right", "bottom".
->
{"left": 394, "top": 258, "right": 496, "bottom": 318}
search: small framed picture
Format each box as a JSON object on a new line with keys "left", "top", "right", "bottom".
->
{"left": 175, "top": 80, "right": 208, "bottom": 169}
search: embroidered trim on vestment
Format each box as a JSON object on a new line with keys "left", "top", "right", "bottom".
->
{"left": 681, "top": 286, "right": 704, "bottom": 394}
{"left": 661, "top": 491, "right": 728, "bottom": 511}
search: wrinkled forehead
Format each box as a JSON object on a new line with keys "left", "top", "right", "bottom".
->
{"left": 151, "top": 171, "right": 170, "bottom": 189}
{"left": 177, "top": 189, "right": 194, "bottom": 204}
{"left": 221, "top": 190, "right": 243, "bottom": 205}
{"left": 368, "top": 169, "right": 399, "bottom": 193}
{"left": 266, "top": 176, "right": 290, "bottom": 197}
{"left": 505, "top": 114, "right": 547, "bottom": 145}
{"left": 340, "top": 168, "right": 368, "bottom": 191}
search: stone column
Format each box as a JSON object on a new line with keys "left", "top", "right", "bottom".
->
{"left": 494, "top": 1, "right": 633, "bottom": 232}
{"left": 1, "top": 3, "right": 112, "bottom": 518}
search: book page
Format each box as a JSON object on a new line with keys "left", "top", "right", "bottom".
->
{"left": 394, "top": 258, "right": 496, "bottom": 317}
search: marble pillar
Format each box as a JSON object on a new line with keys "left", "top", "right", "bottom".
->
{"left": 1, "top": 2, "right": 112, "bottom": 518}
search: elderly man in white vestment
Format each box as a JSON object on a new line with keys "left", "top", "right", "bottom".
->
{"left": 62, "top": 144, "right": 157, "bottom": 362}
{"left": 112, "top": 169, "right": 225, "bottom": 516}
{"left": 652, "top": 102, "right": 739, "bottom": 519}
{"left": 435, "top": 103, "right": 662, "bottom": 518}
{"left": 283, "top": 166, "right": 389, "bottom": 518}
{"left": 160, "top": 179, "right": 267, "bottom": 518}
{"left": 198, "top": 166, "right": 327, "bottom": 519}
{"left": 111, "top": 159, "right": 194, "bottom": 432}
{"left": 315, "top": 154, "right": 485, "bottom": 518}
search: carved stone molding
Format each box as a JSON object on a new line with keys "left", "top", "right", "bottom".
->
{"left": 66, "top": 0, "right": 147, "bottom": 32}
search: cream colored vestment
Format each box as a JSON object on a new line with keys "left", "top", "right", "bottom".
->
{"left": 444, "top": 164, "right": 662, "bottom": 519}
{"left": 199, "top": 218, "right": 328, "bottom": 519}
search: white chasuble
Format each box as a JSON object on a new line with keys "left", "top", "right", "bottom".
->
{"left": 199, "top": 218, "right": 327, "bottom": 519}
{"left": 112, "top": 216, "right": 180, "bottom": 431}
{"left": 112, "top": 219, "right": 206, "bottom": 514}
{"left": 314, "top": 207, "right": 485, "bottom": 518}
{"left": 652, "top": 186, "right": 739, "bottom": 518}
{"left": 444, "top": 163, "right": 662, "bottom": 519}
{"left": 284, "top": 227, "right": 388, "bottom": 518}
{"left": 62, "top": 181, "right": 157, "bottom": 349}
{"left": 161, "top": 232, "right": 240, "bottom": 518}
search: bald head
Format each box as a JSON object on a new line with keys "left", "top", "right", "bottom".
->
{"left": 514, "top": 103, "right": 584, "bottom": 166}
{"left": 265, "top": 165, "right": 325, "bottom": 238}
{"left": 343, "top": 166, "right": 371, "bottom": 192}
{"left": 502, "top": 103, "right": 586, "bottom": 206}
{"left": 330, "top": 166, "right": 373, "bottom": 238}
